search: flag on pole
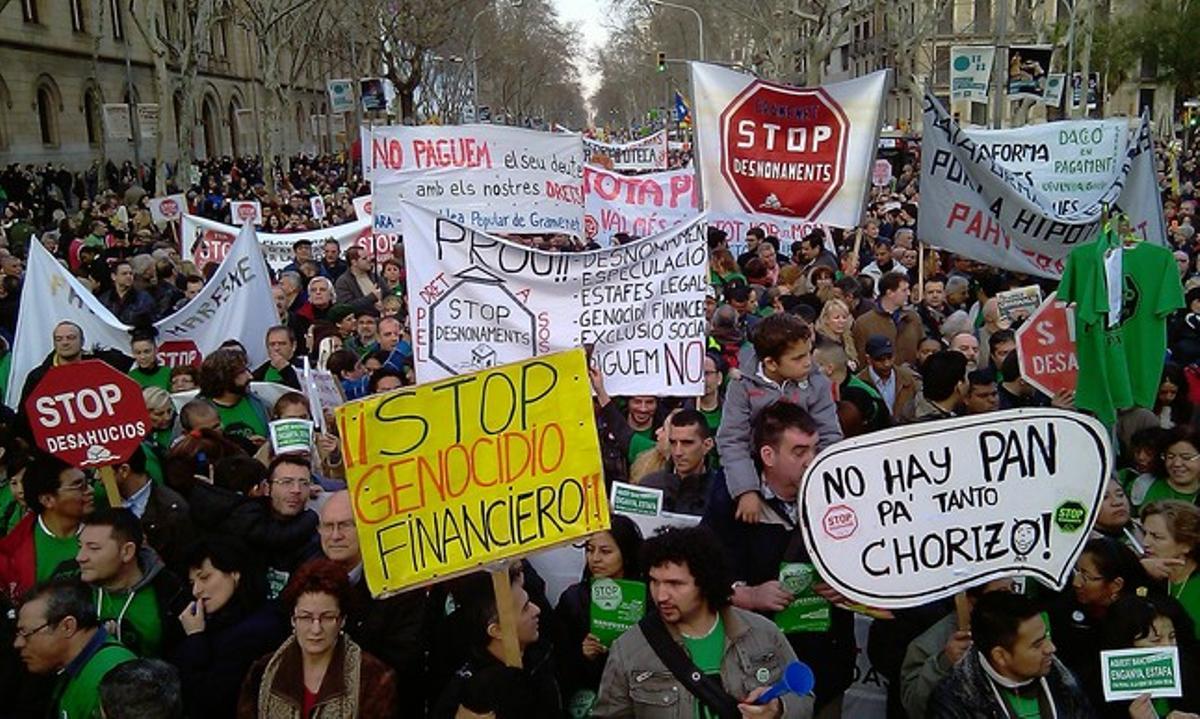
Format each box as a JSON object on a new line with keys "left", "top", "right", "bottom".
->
{"left": 674, "top": 90, "right": 691, "bottom": 126}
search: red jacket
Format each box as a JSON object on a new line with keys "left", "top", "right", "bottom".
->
{"left": 0, "top": 514, "right": 37, "bottom": 602}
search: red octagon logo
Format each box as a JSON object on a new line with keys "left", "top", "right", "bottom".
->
{"left": 236, "top": 203, "right": 257, "bottom": 222}
{"left": 822, "top": 504, "right": 858, "bottom": 540}
{"left": 160, "top": 198, "right": 180, "bottom": 218}
{"left": 720, "top": 81, "right": 849, "bottom": 219}
{"left": 158, "top": 339, "right": 203, "bottom": 368}
{"left": 26, "top": 360, "right": 151, "bottom": 468}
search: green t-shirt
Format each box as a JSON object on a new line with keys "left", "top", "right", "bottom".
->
{"left": 1169, "top": 573, "right": 1200, "bottom": 640}
{"left": 1058, "top": 238, "right": 1184, "bottom": 425}
{"left": 627, "top": 426, "right": 656, "bottom": 466}
{"left": 262, "top": 365, "right": 284, "bottom": 384}
{"left": 1131, "top": 476, "right": 1198, "bottom": 512}
{"left": 129, "top": 365, "right": 172, "bottom": 392}
{"left": 53, "top": 636, "right": 136, "bottom": 719}
{"left": 0, "top": 483, "right": 24, "bottom": 535}
{"left": 682, "top": 614, "right": 726, "bottom": 719}
{"left": 34, "top": 519, "right": 81, "bottom": 583}
{"left": 213, "top": 397, "right": 268, "bottom": 440}
{"left": 97, "top": 585, "right": 163, "bottom": 657}
{"left": 1000, "top": 688, "right": 1041, "bottom": 719}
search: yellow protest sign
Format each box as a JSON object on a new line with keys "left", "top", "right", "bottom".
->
{"left": 336, "top": 349, "right": 609, "bottom": 597}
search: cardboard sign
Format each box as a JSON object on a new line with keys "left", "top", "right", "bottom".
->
{"left": 301, "top": 357, "right": 343, "bottom": 431}
{"left": 27, "top": 360, "right": 151, "bottom": 468}
{"left": 590, "top": 578, "right": 647, "bottom": 646}
{"left": 800, "top": 408, "right": 1111, "bottom": 609}
{"left": 691, "top": 63, "right": 887, "bottom": 240}
{"left": 149, "top": 193, "right": 187, "bottom": 224}
{"left": 583, "top": 131, "right": 668, "bottom": 172}
{"left": 401, "top": 202, "right": 708, "bottom": 396}
{"left": 335, "top": 349, "right": 608, "bottom": 597}
{"left": 774, "top": 563, "right": 832, "bottom": 633}
{"left": 269, "top": 419, "right": 314, "bottom": 455}
{"left": 103, "top": 104, "right": 131, "bottom": 140}
{"left": 229, "top": 201, "right": 263, "bottom": 226}
{"left": 609, "top": 482, "right": 663, "bottom": 517}
{"left": 872, "top": 159, "right": 892, "bottom": 187}
{"left": 353, "top": 195, "right": 372, "bottom": 221}
{"left": 996, "top": 285, "right": 1043, "bottom": 324}
{"left": 919, "top": 95, "right": 1165, "bottom": 278}
{"left": 310, "top": 196, "right": 326, "bottom": 220}
{"left": 1100, "top": 647, "right": 1183, "bottom": 701}
{"left": 1015, "top": 292, "right": 1078, "bottom": 398}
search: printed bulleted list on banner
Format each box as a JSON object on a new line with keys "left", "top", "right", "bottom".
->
{"left": 6, "top": 223, "right": 277, "bottom": 409}
{"left": 691, "top": 62, "right": 888, "bottom": 241}
{"left": 336, "top": 349, "right": 608, "bottom": 598}
{"left": 583, "top": 165, "right": 698, "bottom": 246}
{"left": 366, "top": 124, "right": 585, "bottom": 237}
{"left": 400, "top": 201, "right": 708, "bottom": 397}
{"left": 799, "top": 408, "right": 1111, "bottom": 609}
{"left": 918, "top": 94, "right": 1165, "bottom": 278}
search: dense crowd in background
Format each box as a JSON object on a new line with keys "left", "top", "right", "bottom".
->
{"left": 0, "top": 139, "right": 1195, "bottom": 718}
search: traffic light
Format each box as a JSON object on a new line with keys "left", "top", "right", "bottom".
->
{"left": 656, "top": 52, "right": 666, "bottom": 72}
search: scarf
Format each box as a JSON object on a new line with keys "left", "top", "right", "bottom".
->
{"left": 257, "top": 635, "right": 362, "bottom": 719}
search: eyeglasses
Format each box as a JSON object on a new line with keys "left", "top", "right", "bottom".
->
{"left": 319, "top": 520, "right": 355, "bottom": 534}
{"left": 1072, "top": 567, "right": 1104, "bottom": 583}
{"left": 14, "top": 621, "right": 53, "bottom": 641}
{"left": 1162, "top": 452, "right": 1200, "bottom": 462}
{"left": 292, "top": 612, "right": 341, "bottom": 627}
{"left": 58, "top": 479, "right": 90, "bottom": 494}
{"left": 272, "top": 477, "right": 312, "bottom": 489}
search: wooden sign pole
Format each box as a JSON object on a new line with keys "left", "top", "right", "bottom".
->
{"left": 954, "top": 591, "right": 971, "bottom": 632}
{"left": 490, "top": 564, "right": 523, "bottom": 669}
{"left": 98, "top": 466, "right": 123, "bottom": 508}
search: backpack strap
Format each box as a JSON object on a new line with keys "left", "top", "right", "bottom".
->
{"left": 637, "top": 611, "right": 742, "bottom": 719}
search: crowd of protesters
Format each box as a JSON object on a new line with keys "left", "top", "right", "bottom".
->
{"left": 0, "top": 137, "right": 1194, "bottom": 719}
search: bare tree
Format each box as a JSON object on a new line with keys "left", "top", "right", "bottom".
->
{"left": 374, "top": 0, "right": 473, "bottom": 122}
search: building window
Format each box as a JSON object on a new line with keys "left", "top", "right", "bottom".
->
{"left": 36, "top": 84, "right": 58, "bottom": 145}
{"left": 110, "top": 0, "right": 124, "bottom": 39}
{"left": 975, "top": 0, "right": 991, "bottom": 33}
{"left": 21, "top": 0, "right": 38, "bottom": 22}
{"left": 935, "top": 45, "right": 951, "bottom": 84}
{"left": 938, "top": 1, "right": 954, "bottom": 33}
{"left": 84, "top": 89, "right": 100, "bottom": 144}
{"left": 70, "top": 0, "right": 85, "bottom": 31}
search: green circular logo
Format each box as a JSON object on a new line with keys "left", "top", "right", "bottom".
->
{"left": 591, "top": 578, "right": 623, "bottom": 611}
{"left": 780, "top": 564, "right": 814, "bottom": 594}
{"left": 953, "top": 56, "right": 971, "bottom": 72}
{"left": 1055, "top": 501, "right": 1087, "bottom": 533}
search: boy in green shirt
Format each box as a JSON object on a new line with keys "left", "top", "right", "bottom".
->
{"left": 127, "top": 329, "right": 172, "bottom": 392}
{"left": 14, "top": 578, "right": 136, "bottom": 719}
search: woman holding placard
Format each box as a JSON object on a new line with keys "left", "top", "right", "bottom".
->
{"left": 1141, "top": 501, "right": 1200, "bottom": 639}
{"left": 1099, "top": 590, "right": 1200, "bottom": 719}
{"left": 555, "top": 514, "right": 644, "bottom": 714}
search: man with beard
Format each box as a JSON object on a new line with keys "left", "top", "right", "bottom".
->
{"left": 197, "top": 348, "right": 270, "bottom": 447}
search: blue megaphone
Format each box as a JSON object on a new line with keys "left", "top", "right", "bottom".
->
{"left": 756, "top": 661, "right": 815, "bottom": 705}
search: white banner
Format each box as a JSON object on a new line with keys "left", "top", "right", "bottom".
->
{"left": 584, "top": 130, "right": 669, "bottom": 171}
{"left": 181, "top": 214, "right": 372, "bottom": 270}
{"left": 950, "top": 46, "right": 995, "bottom": 102}
{"left": 800, "top": 409, "right": 1111, "bottom": 609}
{"left": 136, "top": 104, "right": 159, "bottom": 139}
{"left": 919, "top": 95, "right": 1165, "bottom": 277}
{"left": 7, "top": 224, "right": 277, "bottom": 409}
{"left": 691, "top": 63, "right": 887, "bottom": 241}
{"left": 583, "top": 165, "right": 698, "bottom": 246}
{"left": 103, "top": 104, "right": 131, "bottom": 140}
{"left": 400, "top": 201, "right": 707, "bottom": 396}
{"left": 148, "top": 193, "right": 187, "bottom": 224}
{"left": 366, "top": 124, "right": 585, "bottom": 236}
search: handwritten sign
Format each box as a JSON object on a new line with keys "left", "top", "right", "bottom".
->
{"left": 584, "top": 130, "right": 668, "bottom": 172}
{"left": 400, "top": 202, "right": 708, "bottom": 396}
{"left": 336, "top": 349, "right": 608, "bottom": 597}
{"left": 1101, "top": 647, "right": 1183, "bottom": 701}
{"left": 583, "top": 165, "right": 698, "bottom": 246}
{"left": 800, "top": 408, "right": 1111, "bottom": 608}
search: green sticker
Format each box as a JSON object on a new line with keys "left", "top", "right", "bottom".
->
{"left": 1054, "top": 500, "right": 1087, "bottom": 533}
{"left": 590, "top": 578, "right": 646, "bottom": 646}
{"left": 774, "top": 563, "right": 831, "bottom": 634}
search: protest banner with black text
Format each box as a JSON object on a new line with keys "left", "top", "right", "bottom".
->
{"left": 583, "top": 130, "right": 669, "bottom": 172}
{"left": 691, "top": 63, "right": 887, "bottom": 241}
{"left": 366, "top": 124, "right": 585, "bottom": 236}
{"left": 181, "top": 214, "right": 373, "bottom": 270}
{"left": 919, "top": 94, "right": 1165, "bottom": 277}
{"left": 6, "top": 223, "right": 277, "bottom": 409}
{"left": 583, "top": 165, "right": 698, "bottom": 245}
{"left": 400, "top": 201, "right": 708, "bottom": 396}
{"left": 800, "top": 408, "right": 1111, "bottom": 609}
{"left": 335, "top": 349, "right": 608, "bottom": 597}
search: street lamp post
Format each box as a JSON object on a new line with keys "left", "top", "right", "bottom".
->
{"left": 647, "top": 0, "right": 704, "bottom": 62}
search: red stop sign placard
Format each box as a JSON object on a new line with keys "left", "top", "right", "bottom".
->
{"left": 1015, "top": 291, "right": 1079, "bottom": 398}
{"left": 720, "top": 81, "right": 849, "bottom": 218}
{"left": 158, "top": 339, "right": 202, "bottom": 368}
{"left": 160, "top": 198, "right": 180, "bottom": 218}
{"left": 26, "top": 360, "right": 151, "bottom": 468}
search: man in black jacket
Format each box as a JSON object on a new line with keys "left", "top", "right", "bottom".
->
{"left": 252, "top": 325, "right": 303, "bottom": 390}
{"left": 702, "top": 401, "right": 856, "bottom": 715}
{"left": 219, "top": 454, "right": 319, "bottom": 599}
{"left": 315, "top": 491, "right": 427, "bottom": 716}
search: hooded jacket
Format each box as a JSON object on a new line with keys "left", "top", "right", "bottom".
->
{"left": 716, "top": 368, "right": 842, "bottom": 500}
{"left": 92, "top": 546, "right": 189, "bottom": 657}
{"left": 928, "top": 650, "right": 1093, "bottom": 719}
{"left": 219, "top": 498, "right": 320, "bottom": 597}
